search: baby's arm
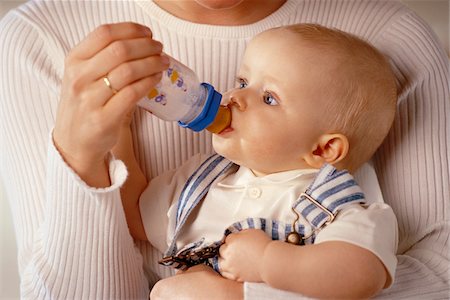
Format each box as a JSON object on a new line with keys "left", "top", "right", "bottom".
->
{"left": 151, "top": 264, "right": 243, "bottom": 300}
{"left": 112, "top": 122, "right": 148, "bottom": 241}
{"left": 219, "top": 229, "right": 387, "bottom": 299}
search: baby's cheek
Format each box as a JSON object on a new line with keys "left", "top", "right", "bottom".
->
{"left": 212, "top": 136, "right": 239, "bottom": 159}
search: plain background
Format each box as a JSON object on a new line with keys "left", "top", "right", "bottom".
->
{"left": 0, "top": 1, "right": 448, "bottom": 299}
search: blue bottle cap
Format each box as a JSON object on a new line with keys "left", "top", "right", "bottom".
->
{"left": 178, "top": 83, "right": 222, "bottom": 132}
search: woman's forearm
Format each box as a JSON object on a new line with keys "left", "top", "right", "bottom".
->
{"left": 112, "top": 125, "right": 148, "bottom": 241}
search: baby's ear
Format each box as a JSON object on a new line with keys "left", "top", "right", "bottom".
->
{"left": 303, "top": 134, "right": 349, "bottom": 169}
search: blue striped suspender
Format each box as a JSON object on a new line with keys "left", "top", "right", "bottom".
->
{"left": 165, "top": 155, "right": 235, "bottom": 259}
{"left": 159, "top": 155, "right": 366, "bottom": 271}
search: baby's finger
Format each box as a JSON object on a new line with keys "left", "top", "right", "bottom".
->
{"left": 218, "top": 242, "right": 229, "bottom": 258}
{"left": 217, "top": 257, "right": 225, "bottom": 273}
{"left": 219, "top": 269, "right": 237, "bottom": 281}
{"left": 70, "top": 22, "right": 152, "bottom": 59}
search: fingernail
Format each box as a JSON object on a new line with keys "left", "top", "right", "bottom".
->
{"left": 142, "top": 26, "right": 152, "bottom": 36}
{"left": 161, "top": 55, "right": 170, "bottom": 66}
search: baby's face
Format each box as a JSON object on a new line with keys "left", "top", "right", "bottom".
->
{"left": 213, "top": 29, "right": 328, "bottom": 175}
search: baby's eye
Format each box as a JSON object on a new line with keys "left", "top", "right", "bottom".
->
{"left": 237, "top": 78, "right": 247, "bottom": 89}
{"left": 263, "top": 92, "right": 278, "bottom": 106}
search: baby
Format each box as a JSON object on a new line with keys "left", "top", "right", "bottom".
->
{"left": 116, "top": 24, "right": 398, "bottom": 299}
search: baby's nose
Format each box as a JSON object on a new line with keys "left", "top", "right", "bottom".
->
{"left": 222, "top": 90, "right": 247, "bottom": 111}
{"left": 220, "top": 91, "right": 233, "bottom": 106}
{"left": 229, "top": 95, "right": 247, "bottom": 111}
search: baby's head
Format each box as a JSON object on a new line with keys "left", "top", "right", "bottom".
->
{"left": 213, "top": 24, "right": 397, "bottom": 175}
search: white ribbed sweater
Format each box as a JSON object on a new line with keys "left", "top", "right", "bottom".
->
{"left": 0, "top": 0, "right": 448, "bottom": 299}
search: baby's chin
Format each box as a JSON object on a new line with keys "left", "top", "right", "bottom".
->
{"left": 211, "top": 135, "right": 227, "bottom": 155}
{"left": 213, "top": 146, "right": 236, "bottom": 163}
{"left": 211, "top": 142, "right": 240, "bottom": 165}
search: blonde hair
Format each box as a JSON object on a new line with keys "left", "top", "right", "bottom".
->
{"left": 284, "top": 24, "right": 397, "bottom": 171}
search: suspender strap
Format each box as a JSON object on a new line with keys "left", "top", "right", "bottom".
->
{"left": 160, "top": 159, "right": 366, "bottom": 271}
{"left": 165, "top": 154, "right": 235, "bottom": 257}
{"left": 294, "top": 163, "right": 365, "bottom": 230}
{"left": 220, "top": 165, "right": 365, "bottom": 244}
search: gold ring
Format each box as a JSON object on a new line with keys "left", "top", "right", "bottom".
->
{"left": 103, "top": 76, "right": 118, "bottom": 95}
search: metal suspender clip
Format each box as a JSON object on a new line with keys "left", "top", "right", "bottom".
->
{"left": 286, "top": 192, "right": 336, "bottom": 245}
{"left": 300, "top": 192, "right": 335, "bottom": 225}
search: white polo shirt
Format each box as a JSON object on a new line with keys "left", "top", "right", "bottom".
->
{"left": 140, "top": 154, "right": 398, "bottom": 286}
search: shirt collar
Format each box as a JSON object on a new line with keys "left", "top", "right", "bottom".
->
{"left": 218, "top": 166, "right": 318, "bottom": 188}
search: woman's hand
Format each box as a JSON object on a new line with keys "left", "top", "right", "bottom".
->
{"left": 53, "top": 22, "right": 169, "bottom": 187}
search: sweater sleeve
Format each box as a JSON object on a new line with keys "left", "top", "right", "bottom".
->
{"left": 20, "top": 137, "right": 150, "bottom": 299}
{"left": 371, "top": 10, "right": 450, "bottom": 299}
{"left": 0, "top": 9, "right": 149, "bottom": 299}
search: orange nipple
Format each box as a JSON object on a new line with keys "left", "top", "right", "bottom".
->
{"left": 207, "top": 106, "right": 231, "bottom": 134}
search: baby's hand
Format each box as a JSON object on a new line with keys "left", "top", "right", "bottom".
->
{"left": 218, "top": 229, "right": 271, "bottom": 282}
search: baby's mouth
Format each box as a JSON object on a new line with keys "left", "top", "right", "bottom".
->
{"left": 218, "top": 124, "right": 233, "bottom": 134}
{"left": 218, "top": 105, "right": 233, "bottom": 134}
{"left": 207, "top": 105, "right": 232, "bottom": 134}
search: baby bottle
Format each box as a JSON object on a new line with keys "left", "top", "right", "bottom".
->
{"left": 137, "top": 56, "right": 231, "bottom": 133}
